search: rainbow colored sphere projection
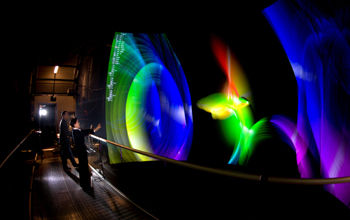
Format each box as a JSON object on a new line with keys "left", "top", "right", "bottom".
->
{"left": 263, "top": 0, "right": 350, "bottom": 206}
{"left": 106, "top": 33, "right": 193, "bottom": 163}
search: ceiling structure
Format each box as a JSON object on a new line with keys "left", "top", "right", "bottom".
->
{"left": 26, "top": 0, "right": 277, "bottom": 97}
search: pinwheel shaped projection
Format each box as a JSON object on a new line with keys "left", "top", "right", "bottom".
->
{"left": 105, "top": 33, "right": 193, "bottom": 163}
{"left": 197, "top": 35, "right": 254, "bottom": 165}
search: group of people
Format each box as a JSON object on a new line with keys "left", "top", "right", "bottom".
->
{"left": 59, "top": 111, "right": 101, "bottom": 191}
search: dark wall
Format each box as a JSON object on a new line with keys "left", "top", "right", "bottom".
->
{"left": 4, "top": 64, "right": 32, "bottom": 165}
{"left": 75, "top": 41, "right": 110, "bottom": 138}
{"left": 8, "top": 0, "right": 297, "bottom": 169}
{"left": 47, "top": 1, "right": 297, "bottom": 170}
{"left": 166, "top": 12, "right": 297, "bottom": 166}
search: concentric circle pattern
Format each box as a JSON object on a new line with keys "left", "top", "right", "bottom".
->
{"left": 106, "top": 33, "right": 193, "bottom": 163}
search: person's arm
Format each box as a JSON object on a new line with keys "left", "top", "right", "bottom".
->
{"left": 93, "top": 123, "right": 101, "bottom": 133}
{"left": 81, "top": 124, "right": 101, "bottom": 136}
{"left": 80, "top": 129, "right": 94, "bottom": 136}
{"left": 61, "top": 120, "right": 70, "bottom": 137}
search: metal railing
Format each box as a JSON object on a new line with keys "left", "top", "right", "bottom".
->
{"left": 0, "top": 130, "right": 35, "bottom": 169}
{"left": 90, "top": 134, "right": 350, "bottom": 185}
{"left": 0, "top": 130, "right": 40, "bottom": 220}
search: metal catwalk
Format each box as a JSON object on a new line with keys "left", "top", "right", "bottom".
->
{"left": 31, "top": 152, "right": 156, "bottom": 220}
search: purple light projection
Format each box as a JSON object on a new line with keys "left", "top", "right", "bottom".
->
{"left": 263, "top": 0, "right": 350, "bottom": 206}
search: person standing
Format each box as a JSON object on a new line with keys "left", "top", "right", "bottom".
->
{"left": 59, "top": 111, "right": 79, "bottom": 169}
{"left": 70, "top": 117, "right": 101, "bottom": 191}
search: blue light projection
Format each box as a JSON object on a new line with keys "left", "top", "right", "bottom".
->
{"left": 263, "top": 0, "right": 350, "bottom": 206}
{"left": 106, "top": 33, "right": 193, "bottom": 163}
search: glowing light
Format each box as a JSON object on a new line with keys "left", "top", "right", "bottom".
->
{"left": 106, "top": 33, "right": 193, "bottom": 163}
{"left": 197, "top": 36, "right": 254, "bottom": 165}
{"left": 54, "top": 66, "right": 59, "bottom": 74}
{"left": 263, "top": 0, "right": 350, "bottom": 206}
{"left": 39, "top": 108, "right": 47, "bottom": 116}
{"left": 210, "top": 34, "right": 253, "bottom": 104}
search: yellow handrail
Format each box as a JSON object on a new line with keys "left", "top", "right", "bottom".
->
{"left": 90, "top": 134, "right": 350, "bottom": 185}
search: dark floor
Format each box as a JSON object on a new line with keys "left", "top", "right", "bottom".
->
{"left": 32, "top": 150, "right": 156, "bottom": 220}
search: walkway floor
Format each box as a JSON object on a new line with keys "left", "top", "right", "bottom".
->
{"left": 32, "top": 151, "right": 156, "bottom": 220}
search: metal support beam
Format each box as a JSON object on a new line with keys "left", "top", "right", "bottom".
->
{"left": 36, "top": 78, "right": 75, "bottom": 82}
{"left": 38, "top": 64, "right": 78, "bottom": 68}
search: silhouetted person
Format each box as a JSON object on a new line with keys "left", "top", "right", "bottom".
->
{"left": 59, "top": 111, "right": 79, "bottom": 169}
{"left": 70, "top": 117, "right": 101, "bottom": 191}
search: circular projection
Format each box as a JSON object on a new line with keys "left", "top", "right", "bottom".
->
{"left": 106, "top": 33, "right": 193, "bottom": 163}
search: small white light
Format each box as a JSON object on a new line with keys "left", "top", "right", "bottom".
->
{"left": 40, "top": 109, "right": 47, "bottom": 116}
{"left": 54, "top": 66, "right": 59, "bottom": 74}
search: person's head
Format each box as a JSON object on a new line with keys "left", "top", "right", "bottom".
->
{"left": 61, "top": 111, "right": 69, "bottom": 120}
{"left": 70, "top": 117, "right": 80, "bottom": 129}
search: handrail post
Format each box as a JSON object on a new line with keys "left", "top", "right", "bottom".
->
{"left": 120, "top": 146, "right": 123, "bottom": 163}
{"left": 99, "top": 139, "right": 105, "bottom": 178}
{"left": 99, "top": 139, "right": 102, "bottom": 163}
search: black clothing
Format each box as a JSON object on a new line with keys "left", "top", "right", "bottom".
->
{"left": 72, "top": 129, "right": 94, "bottom": 189}
{"left": 59, "top": 119, "right": 78, "bottom": 167}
